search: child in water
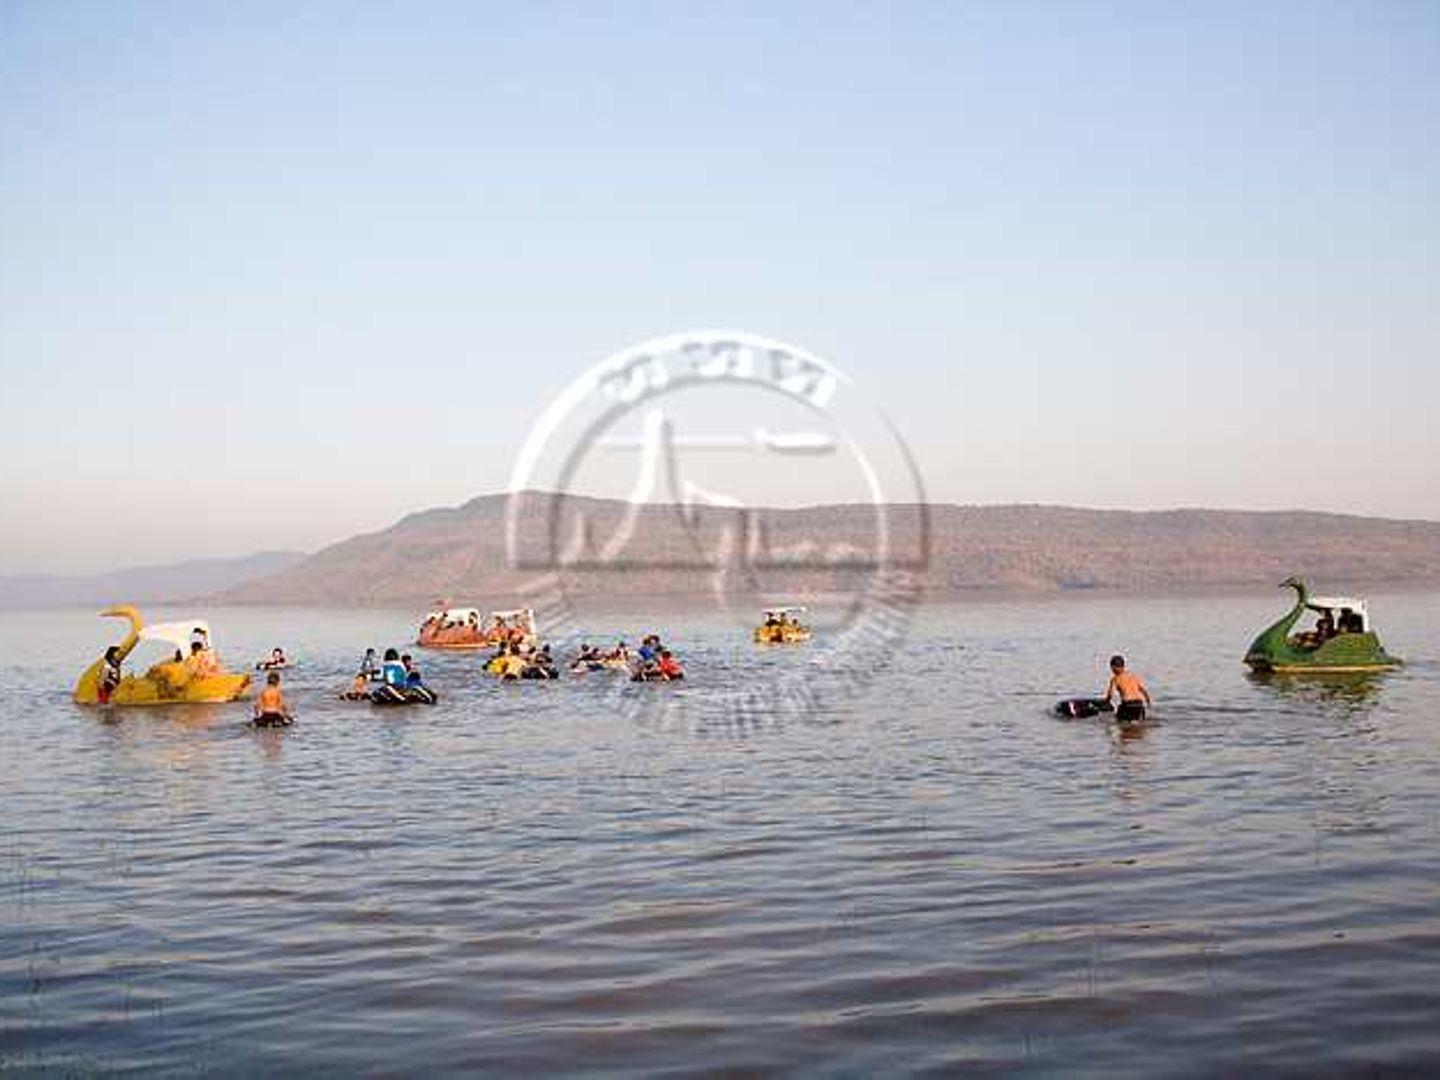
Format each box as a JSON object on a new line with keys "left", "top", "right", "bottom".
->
{"left": 1104, "top": 655, "right": 1151, "bottom": 723}
{"left": 253, "top": 671, "right": 293, "bottom": 727}
{"left": 340, "top": 672, "right": 370, "bottom": 700}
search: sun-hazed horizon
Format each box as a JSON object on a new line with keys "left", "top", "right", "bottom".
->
{"left": 2, "top": 1, "right": 1437, "bottom": 574}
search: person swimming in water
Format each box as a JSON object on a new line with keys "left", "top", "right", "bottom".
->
{"left": 1103, "top": 655, "right": 1151, "bottom": 724}
{"left": 400, "top": 653, "right": 438, "bottom": 703}
{"left": 657, "top": 649, "right": 684, "bottom": 681}
{"left": 370, "top": 648, "right": 411, "bottom": 703}
{"left": 522, "top": 644, "right": 558, "bottom": 680}
{"left": 257, "top": 647, "right": 287, "bottom": 670}
{"left": 499, "top": 647, "right": 527, "bottom": 680}
{"left": 253, "top": 671, "right": 293, "bottom": 727}
{"left": 339, "top": 671, "right": 371, "bottom": 700}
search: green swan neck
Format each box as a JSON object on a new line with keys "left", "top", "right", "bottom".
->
{"left": 1245, "top": 578, "right": 1308, "bottom": 660}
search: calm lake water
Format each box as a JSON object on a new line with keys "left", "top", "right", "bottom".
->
{"left": 2, "top": 590, "right": 1438, "bottom": 1074}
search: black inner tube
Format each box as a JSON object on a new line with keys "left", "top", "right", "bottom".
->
{"left": 1054, "top": 698, "right": 1113, "bottom": 719}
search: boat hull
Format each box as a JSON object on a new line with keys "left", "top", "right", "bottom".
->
{"left": 1245, "top": 631, "right": 1401, "bottom": 674}
{"left": 753, "top": 627, "right": 811, "bottom": 644}
{"left": 75, "top": 669, "right": 251, "bottom": 706}
{"left": 1247, "top": 658, "right": 1401, "bottom": 674}
{"left": 417, "top": 627, "right": 500, "bottom": 650}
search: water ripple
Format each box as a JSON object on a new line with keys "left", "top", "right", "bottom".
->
{"left": 2, "top": 596, "right": 1439, "bottom": 1072}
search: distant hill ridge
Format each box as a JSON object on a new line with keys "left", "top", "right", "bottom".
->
{"left": 221, "top": 493, "right": 1440, "bottom": 606}
{"left": 0, "top": 551, "right": 306, "bottom": 610}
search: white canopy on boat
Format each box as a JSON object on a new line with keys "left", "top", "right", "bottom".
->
{"left": 1306, "top": 597, "right": 1368, "bottom": 630}
{"left": 140, "top": 620, "right": 212, "bottom": 650}
{"left": 425, "top": 607, "right": 481, "bottom": 623}
{"left": 490, "top": 609, "right": 537, "bottom": 636}
{"left": 763, "top": 607, "right": 807, "bottom": 617}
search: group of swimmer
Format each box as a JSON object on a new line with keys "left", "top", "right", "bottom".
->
{"left": 101, "top": 626, "right": 690, "bottom": 727}
{"left": 338, "top": 647, "right": 438, "bottom": 705}
{"left": 252, "top": 648, "right": 439, "bottom": 724}
{"left": 93, "top": 618, "right": 1141, "bottom": 728}
{"left": 484, "top": 633, "right": 683, "bottom": 681}
{"left": 568, "top": 635, "right": 685, "bottom": 681}
{"left": 318, "top": 632, "right": 683, "bottom": 711}
{"left": 271, "top": 643, "right": 1128, "bottom": 728}
{"left": 484, "top": 640, "right": 560, "bottom": 680}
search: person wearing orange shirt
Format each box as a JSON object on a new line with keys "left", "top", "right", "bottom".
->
{"left": 657, "top": 650, "right": 684, "bottom": 681}
{"left": 1104, "top": 655, "right": 1151, "bottom": 723}
{"left": 185, "top": 641, "right": 220, "bottom": 679}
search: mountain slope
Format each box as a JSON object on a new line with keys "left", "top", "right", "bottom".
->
{"left": 222, "top": 494, "right": 1440, "bottom": 605}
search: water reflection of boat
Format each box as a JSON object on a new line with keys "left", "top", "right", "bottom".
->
{"left": 1245, "top": 669, "right": 1387, "bottom": 709}
{"left": 74, "top": 606, "right": 250, "bottom": 705}
{"left": 1244, "top": 577, "right": 1401, "bottom": 674}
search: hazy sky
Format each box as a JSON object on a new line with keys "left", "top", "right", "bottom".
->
{"left": 2, "top": 1, "right": 1437, "bottom": 573}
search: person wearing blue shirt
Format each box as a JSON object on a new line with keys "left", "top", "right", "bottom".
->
{"left": 381, "top": 648, "right": 406, "bottom": 688}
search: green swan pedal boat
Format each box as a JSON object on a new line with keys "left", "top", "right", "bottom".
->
{"left": 1244, "top": 577, "right": 1401, "bottom": 674}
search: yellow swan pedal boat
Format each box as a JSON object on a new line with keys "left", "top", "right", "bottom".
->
{"left": 752, "top": 606, "right": 812, "bottom": 645}
{"left": 74, "top": 606, "right": 251, "bottom": 706}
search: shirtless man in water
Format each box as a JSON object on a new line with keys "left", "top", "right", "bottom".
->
{"left": 253, "top": 672, "right": 294, "bottom": 727}
{"left": 1104, "top": 655, "right": 1152, "bottom": 723}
